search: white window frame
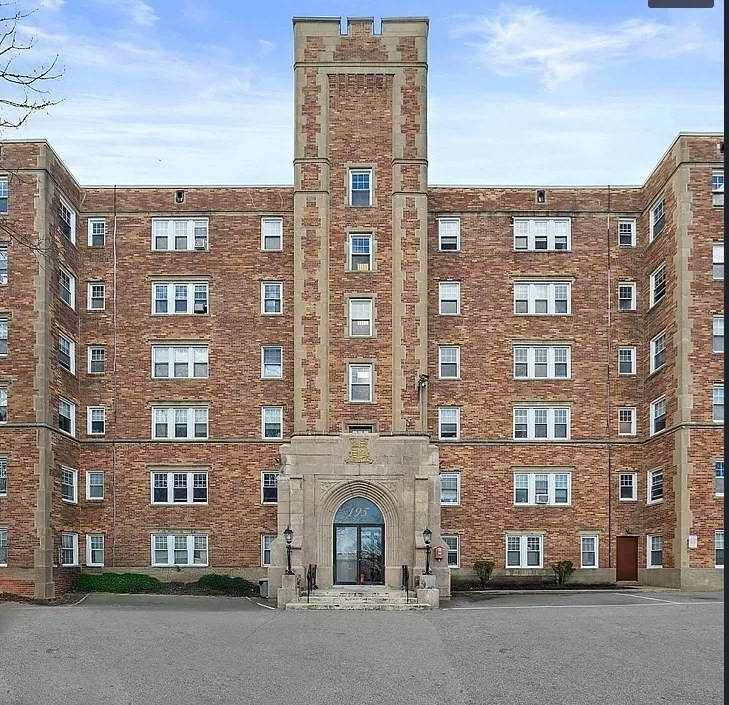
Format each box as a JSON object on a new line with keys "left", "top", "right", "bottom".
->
{"left": 580, "top": 535, "right": 599, "bottom": 569}
{"left": 86, "top": 471, "right": 104, "bottom": 500}
{"left": 713, "top": 316, "right": 724, "bottom": 354}
{"left": 150, "top": 470, "right": 208, "bottom": 505}
{"left": 88, "top": 218, "right": 106, "bottom": 247}
{"left": 61, "top": 532, "right": 79, "bottom": 566}
{"left": 713, "top": 384, "right": 724, "bottom": 423}
{"left": 348, "top": 298, "right": 373, "bottom": 337}
{"left": 617, "top": 282, "right": 636, "bottom": 311}
{"left": 87, "top": 281, "right": 106, "bottom": 311}
{"left": 261, "top": 281, "right": 283, "bottom": 315}
{"left": 650, "top": 396, "right": 667, "bottom": 436}
{"left": 513, "top": 407, "right": 571, "bottom": 441}
{"left": 152, "top": 345, "right": 209, "bottom": 379}
{"left": 261, "top": 217, "right": 283, "bottom": 252}
{"left": 151, "top": 218, "right": 209, "bottom": 251}
{"left": 712, "top": 171, "right": 724, "bottom": 207}
{"left": 87, "top": 406, "right": 106, "bottom": 436}
{"left": 59, "top": 397, "right": 76, "bottom": 436}
{"left": 647, "top": 534, "right": 663, "bottom": 568}
{"left": 0, "top": 247, "right": 7, "bottom": 286}
{"left": 439, "top": 472, "right": 461, "bottom": 506}
{"left": 617, "top": 407, "right": 637, "bottom": 436}
{"left": 0, "top": 318, "right": 7, "bottom": 357}
{"left": 58, "top": 333, "right": 76, "bottom": 374}
{"left": 513, "top": 217, "right": 571, "bottom": 251}
{"left": 505, "top": 534, "right": 543, "bottom": 569}
{"left": 715, "top": 460, "right": 724, "bottom": 497}
{"left": 513, "top": 345, "right": 571, "bottom": 379}
{"left": 348, "top": 363, "right": 373, "bottom": 403}
{"left": 442, "top": 534, "right": 460, "bottom": 568}
{"left": 0, "top": 458, "right": 6, "bottom": 496}
{"left": 0, "top": 528, "right": 6, "bottom": 566}
{"left": 60, "top": 466, "right": 78, "bottom": 504}
{"left": 650, "top": 331, "right": 667, "bottom": 373}
{"left": 150, "top": 534, "right": 209, "bottom": 567}
{"left": 649, "top": 264, "right": 666, "bottom": 308}
{"left": 152, "top": 282, "right": 208, "bottom": 315}
{"left": 438, "top": 346, "right": 461, "bottom": 380}
{"left": 261, "top": 406, "right": 283, "bottom": 439}
{"left": 619, "top": 471, "right": 637, "bottom": 502}
{"left": 0, "top": 387, "right": 6, "bottom": 424}
{"left": 649, "top": 195, "right": 665, "bottom": 242}
{"left": 513, "top": 281, "right": 571, "bottom": 315}
{"left": 348, "top": 233, "right": 373, "bottom": 271}
{"left": 438, "top": 281, "right": 461, "bottom": 315}
{"left": 438, "top": 218, "right": 461, "bottom": 252}
{"left": 618, "top": 219, "right": 636, "bottom": 247}
{"left": 438, "top": 407, "right": 460, "bottom": 440}
{"left": 648, "top": 469, "right": 664, "bottom": 504}
{"left": 261, "top": 346, "right": 283, "bottom": 379}
{"left": 513, "top": 471, "right": 571, "bottom": 506}
{"left": 713, "top": 243, "right": 724, "bottom": 280}
{"left": 261, "top": 471, "right": 279, "bottom": 504}
{"left": 58, "top": 267, "right": 75, "bottom": 309}
{"left": 715, "top": 530, "right": 724, "bottom": 569}
{"left": 261, "top": 534, "right": 275, "bottom": 567}
{"left": 59, "top": 197, "right": 76, "bottom": 244}
{"left": 617, "top": 346, "right": 636, "bottom": 376}
{"left": 349, "top": 169, "right": 372, "bottom": 207}
{"left": 0, "top": 176, "right": 7, "bottom": 214}
{"left": 87, "top": 346, "right": 105, "bottom": 374}
{"left": 86, "top": 534, "right": 105, "bottom": 567}
{"left": 152, "top": 407, "right": 209, "bottom": 440}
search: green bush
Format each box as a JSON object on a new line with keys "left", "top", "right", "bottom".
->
{"left": 73, "top": 572, "right": 163, "bottom": 594}
{"left": 551, "top": 560, "right": 575, "bottom": 587}
{"left": 196, "top": 574, "right": 257, "bottom": 596}
{"left": 473, "top": 560, "right": 495, "bottom": 588}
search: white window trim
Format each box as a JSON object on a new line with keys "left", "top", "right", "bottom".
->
{"left": 60, "top": 465, "right": 78, "bottom": 504}
{"left": 261, "top": 406, "right": 283, "bottom": 440}
{"left": 87, "top": 346, "right": 105, "bottom": 375}
{"left": 647, "top": 469, "right": 664, "bottom": 505}
{"left": 60, "top": 532, "right": 79, "bottom": 566}
{"left": 349, "top": 168, "right": 372, "bottom": 207}
{"left": 438, "top": 346, "right": 461, "bottom": 380}
{"left": 649, "top": 264, "right": 666, "bottom": 309}
{"left": 151, "top": 218, "right": 209, "bottom": 252}
{"left": 59, "top": 266, "right": 76, "bottom": 309}
{"left": 348, "top": 298, "right": 373, "bottom": 338}
{"left": 712, "top": 315, "right": 724, "bottom": 354}
{"left": 59, "top": 397, "right": 76, "bottom": 437}
{"left": 150, "top": 534, "right": 209, "bottom": 567}
{"left": 512, "top": 217, "right": 571, "bottom": 252}
{"left": 86, "top": 406, "right": 106, "bottom": 436}
{"left": 617, "top": 218, "right": 636, "bottom": 247}
{"left": 650, "top": 331, "right": 667, "bottom": 374}
{"left": 617, "top": 281, "right": 637, "bottom": 311}
{"left": 713, "top": 383, "right": 724, "bottom": 423}
{"left": 261, "top": 470, "right": 279, "bottom": 505}
{"left": 505, "top": 534, "right": 544, "bottom": 569}
{"left": 513, "top": 407, "right": 571, "bottom": 441}
{"left": 438, "top": 407, "right": 461, "bottom": 440}
{"left": 260, "top": 281, "right": 283, "bottom": 315}
{"left": 152, "top": 281, "right": 209, "bottom": 316}
{"left": 261, "top": 346, "right": 283, "bottom": 379}
{"left": 646, "top": 534, "right": 663, "bottom": 568}
{"left": 150, "top": 470, "right": 208, "bottom": 505}
{"left": 59, "top": 197, "right": 77, "bottom": 244}
{"left": 513, "top": 281, "right": 572, "bottom": 315}
{"left": 649, "top": 396, "right": 667, "bottom": 436}
{"left": 87, "top": 218, "right": 106, "bottom": 247}
{"left": 618, "top": 471, "right": 638, "bottom": 502}
{"left": 87, "top": 281, "right": 106, "bottom": 311}
{"left": 442, "top": 534, "right": 460, "bottom": 568}
{"left": 513, "top": 345, "right": 571, "bottom": 380}
{"left": 151, "top": 345, "right": 209, "bottom": 379}
{"left": 713, "top": 243, "right": 724, "bottom": 281}
{"left": 649, "top": 195, "right": 665, "bottom": 243}
{"left": 151, "top": 406, "right": 209, "bottom": 440}
{"left": 580, "top": 535, "right": 599, "bottom": 569}
{"left": 715, "top": 530, "right": 724, "bottom": 569}
{"left": 59, "top": 333, "right": 76, "bottom": 375}
{"left": 617, "top": 346, "right": 636, "bottom": 376}
{"left": 617, "top": 407, "right": 637, "bottom": 437}
{"left": 261, "top": 534, "right": 275, "bottom": 567}
{"left": 513, "top": 471, "right": 572, "bottom": 506}
{"left": 439, "top": 471, "right": 461, "bottom": 506}
{"left": 85, "top": 471, "right": 104, "bottom": 501}
{"left": 438, "top": 281, "right": 461, "bottom": 316}
{"left": 261, "top": 217, "right": 283, "bottom": 252}
{"left": 0, "top": 459, "right": 7, "bottom": 497}
{"left": 714, "top": 460, "right": 724, "bottom": 498}
{"left": 348, "top": 233, "right": 373, "bottom": 271}
{"left": 348, "top": 363, "right": 373, "bottom": 403}
{"left": 0, "top": 528, "right": 6, "bottom": 566}
{"left": 85, "top": 534, "right": 105, "bottom": 567}
{"left": 438, "top": 217, "right": 461, "bottom": 252}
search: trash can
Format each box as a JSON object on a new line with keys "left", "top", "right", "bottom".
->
{"left": 258, "top": 579, "right": 268, "bottom": 599}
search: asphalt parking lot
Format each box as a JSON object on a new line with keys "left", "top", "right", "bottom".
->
{"left": 0, "top": 590, "right": 723, "bottom": 705}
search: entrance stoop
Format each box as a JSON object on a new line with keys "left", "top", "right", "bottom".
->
{"left": 285, "top": 586, "right": 432, "bottom": 610}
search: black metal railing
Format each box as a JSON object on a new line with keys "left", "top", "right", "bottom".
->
{"left": 401, "top": 564, "right": 410, "bottom": 603}
{"left": 306, "top": 564, "right": 317, "bottom": 603}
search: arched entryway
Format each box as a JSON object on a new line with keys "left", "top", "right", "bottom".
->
{"left": 333, "top": 497, "right": 385, "bottom": 585}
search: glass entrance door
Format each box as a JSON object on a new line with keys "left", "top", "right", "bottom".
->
{"left": 334, "top": 526, "right": 358, "bottom": 584}
{"left": 333, "top": 497, "right": 385, "bottom": 585}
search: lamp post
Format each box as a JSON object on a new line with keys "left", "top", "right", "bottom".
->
{"left": 423, "top": 527, "right": 433, "bottom": 575}
{"left": 283, "top": 526, "right": 294, "bottom": 575}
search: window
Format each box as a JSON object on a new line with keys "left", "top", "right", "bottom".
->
{"left": 513, "top": 218, "right": 571, "bottom": 251}
{"left": 349, "top": 234, "right": 372, "bottom": 271}
{"left": 439, "top": 346, "right": 460, "bottom": 379}
{"left": 715, "top": 530, "right": 724, "bottom": 568}
{"left": 152, "top": 218, "right": 208, "bottom": 251}
{"left": 58, "top": 267, "right": 75, "bottom": 308}
{"left": 88, "top": 218, "right": 106, "bottom": 247}
{"left": 152, "top": 407, "right": 208, "bottom": 440}
{"left": 438, "top": 218, "right": 461, "bottom": 251}
{"left": 712, "top": 171, "right": 724, "bottom": 207}
{"left": 0, "top": 177, "right": 7, "bottom": 213}
{"left": 0, "top": 247, "right": 6, "bottom": 285}
{"left": 650, "top": 396, "right": 667, "bottom": 435}
{"left": 261, "top": 346, "right": 283, "bottom": 379}
{"left": 87, "top": 406, "right": 105, "bottom": 435}
{"left": 0, "top": 529, "right": 6, "bottom": 565}
{"left": 715, "top": 460, "right": 724, "bottom": 496}
{"left": 0, "top": 388, "right": 6, "bottom": 423}
{"left": 648, "top": 469, "right": 664, "bottom": 504}
{"left": 506, "top": 534, "right": 543, "bottom": 568}
{"left": 650, "top": 331, "right": 667, "bottom": 373}
{"left": 151, "top": 534, "right": 208, "bottom": 567}
{"left": 261, "top": 217, "right": 282, "bottom": 251}
{"left": 61, "top": 532, "right": 79, "bottom": 566}
{"left": 261, "top": 471, "right": 278, "bottom": 504}
{"left": 442, "top": 534, "right": 460, "bottom": 568}
{"left": 261, "top": 282, "right": 282, "bottom": 315}
{"left": 713, "top": 384, "right": 724, "bottom": 422}
{"left": 87, "top": 346, "right": 105, "bottom": 374}
{"left": 152, "top": 346, "right": 209, "bottom": 378}
{"left": 87, "top": 282, "right": 105, "bottom": 311}
{"left": 0, "top": 458, "right": 6, "bottom": 496}
{"left": 59, "top": 398, "right": 75, "bottom": 435}
{"left": 61, "top": 466, "right": 77, "bottom": 503}
{"left": 58, "top": 334, "right": 75, "bottom": 374}
{"left": 349, "top": 364, "right": 373, "bottom": 402}
{"left": 153, "top": 282, "right": 208, "bottom": 315}
{"left": 261, "top": 534, "right": 275, "bottom": 566}
{"left": 618, "top": 347, "right": 636, "bottom": 375}
{"left": 647, "top": 535, "right": 663, "bottom": 568}
{"left": 618, "top": 282, "right": 636, "bottom": 311}
{"left": 86, "top": 471, "right": 104, "bottom": 500}
{"left": 349, "top": 298, "right": 373, "bottom": 337}
{"left": 513, "top": 471, "right": 571, "bottom": 505}
{"left": 649, "top": 195, "right": 665, "bottom": 241}
{"left": 618, "top": 408, "right": 636, "bottom": 436}
{"left": 713, "top": 316, "right": 724, "bottom": 353}
{"left": 713, "top": 243, "right": 724, "bottom": 280}
{"left": 59, "top": 198, "right": 76, "bottom": 243}
{"left": 514, "top": 281, "right": 571, "bottom": 315}
{"left": 440, "top": 472, "right": 461, "bottom": 505}
{"left": 262, "top": 406, "right": 283, "bottom": 439}
{"left": 513, "top": 346, "right": 570, "bottom": 379}
{"left": 438, "top": 282, "right": 460, "bottom": 315}
{"left": 618, "top": 219, "right": 636, "bottom": 247}
{"left": 581, "top": 536, "right": 599, "bottom": 568}
{"left": 151, "top": 470, "right": 208, "bottom": 504}
{"left": 650, "top": 264, "right": 666, "bottom": 308}
{"left": 619, "top": 472, "right": 637, "bottom": 501}
{"left": 347, "top": 424, "right": 375, "bottom": 433}
{"left": 349, "top": 169, "right": 372, "bottom": 206}
{"left": 0, "top": 319, "right": 7, "bottom": 356}
{"left": 513, "top": 407, "right": 570, "bottom": 440}
{"left": 438, "top": 407, "right": 460, "bottom": 440}
{"left": 86, "top": 534, "right": 104, "bottom": 566}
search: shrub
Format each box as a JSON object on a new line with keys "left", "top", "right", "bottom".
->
{"left": 473, "top": 560, "right": 495, "bottom": 588}
{"left": 551, "top": 560, "right": 575, "bottom": 587}
{"left": 73, "top": 572, "right": 163, "bottom": 594}
{"left": 196, "top": 574, "right": 257, "bottom": 596}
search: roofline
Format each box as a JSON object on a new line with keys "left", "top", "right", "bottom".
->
{"left": 81, "top": 184, "right": 294, "bottom": 190}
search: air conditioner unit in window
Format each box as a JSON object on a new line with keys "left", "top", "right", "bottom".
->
{"left": 194, "top": 238, "right": 207, "bottom": 250}
{"left": 193, "top": 302, "right": 207, "bottom": 314}
{"left": 535, "top": 494, "right": 549, "bottom": 504}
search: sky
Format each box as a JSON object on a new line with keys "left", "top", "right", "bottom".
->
{"left": 4, "top": 0, "right": 724, "bottom": 186}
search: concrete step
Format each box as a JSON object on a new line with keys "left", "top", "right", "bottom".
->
{"left": 303, "top": 595, "right": 418, "bottom": 604}
{"left": 286, "top": 601, "right": 431, "bottom": 611}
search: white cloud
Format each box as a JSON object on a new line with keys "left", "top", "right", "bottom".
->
{"left": 94, "top": 0, "right": 158, "bottom": 27}
{"left": 38, "top": 0, "right": 65, "bottom": 10}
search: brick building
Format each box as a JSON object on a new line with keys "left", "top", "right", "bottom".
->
{"left": 0, "top": 16, "right": 723, "bottom": 601}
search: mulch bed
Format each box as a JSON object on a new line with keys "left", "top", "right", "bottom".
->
{"left": 453, "top": 583, "right": 621, "bottom": 592}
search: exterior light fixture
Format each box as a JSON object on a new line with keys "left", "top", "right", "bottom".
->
{"left": 284, "top": 527, "right": 294, "bottom": 575}
{"left": 423, "top": 528, "right": 433, "bottom": 575}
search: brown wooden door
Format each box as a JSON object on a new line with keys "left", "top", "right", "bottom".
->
{"left": 616, "top": 536, "right": 639, "bottom": 581}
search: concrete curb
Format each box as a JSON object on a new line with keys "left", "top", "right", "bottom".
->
{"left": 452, "top": 587, "right": 685, "bottom": 596}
